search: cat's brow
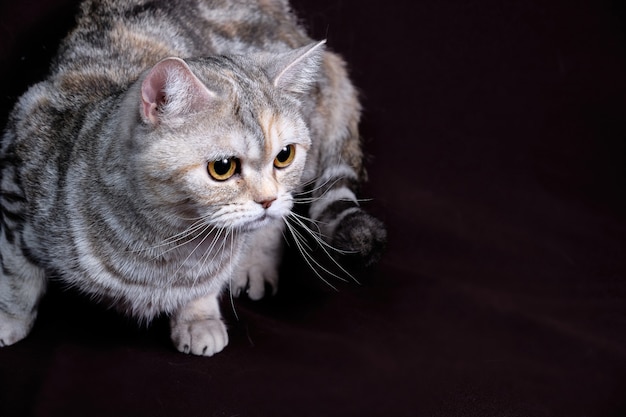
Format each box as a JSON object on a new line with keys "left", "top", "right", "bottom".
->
{"left": 258, "top": 109, "right": 280, "bottom": 160}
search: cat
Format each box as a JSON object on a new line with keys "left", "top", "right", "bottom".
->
{"left": 0, "top": 0, "right": 386, "bottom": 356}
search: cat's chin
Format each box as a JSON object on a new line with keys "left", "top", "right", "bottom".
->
{"left": 237, "top": 213, "right": 283, "bottom": 233}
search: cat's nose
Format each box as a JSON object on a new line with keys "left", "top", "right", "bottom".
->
{"left": 256, "top": 197, "right": 276, "bottom": 209}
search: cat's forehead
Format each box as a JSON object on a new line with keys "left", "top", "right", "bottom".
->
{"left": 182, "top": 57, "right": 310, "bottom": 159}
{"left": 256, "top": 109, "right": 297, "bottom": 156}
{"left": 185, "top": 104, "right": 306, "bottom": 164}
{"left": 238, "top": 108, "right": 305, "bottom": 161}
{"left": 189, "top": 56, "right": 269, "bottom": 96}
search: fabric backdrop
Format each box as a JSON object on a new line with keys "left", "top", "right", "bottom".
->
{"left": 1, "top": 0, "right": 625, "bottom": 416}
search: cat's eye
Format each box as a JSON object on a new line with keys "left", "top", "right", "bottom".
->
{"left": 274, "top": 144, "right": 296, "bottom": 169}
{"left": 208, "top": 158, "right": 239, "bottom": 181}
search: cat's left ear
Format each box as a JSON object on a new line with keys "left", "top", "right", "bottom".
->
{"left": 264, "top": 41, "right": 326, "bottom": 94}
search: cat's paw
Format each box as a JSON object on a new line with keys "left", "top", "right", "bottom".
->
{"left": 170, "top": 317, "right": 229, "bottom": 356}
{"left": 332, "top": 210, "right": 387, "bottom": 267}
{"left": 170, "top": 293, "right": 228, "bottom": 356}
{"left": 231, "top": 258, "right": 279, "bottom": 300}
{"left": 0, "top": 311, "right": 36, "bottom": 347}
{"left": 231, "top": 223, "right": 284, "bottom": 300}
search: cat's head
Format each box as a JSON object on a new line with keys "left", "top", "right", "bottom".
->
{"left": 129, "top": 42, "right": 325, "bottom": 232}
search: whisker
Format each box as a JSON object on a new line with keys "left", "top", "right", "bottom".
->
{"left": 283, "top": 220, "right": 340, "bottom": 289}
{"left": 228, "top": 228, "right": 240, "bottom": 321}
{"left": 294, "top": 174, "right": 344, "bottom": 198}
{"left": 288, "top": 210, "right": 329, "bottom": 227}
{"left": 125, "top": 217, "right": 209, "bottom": 256}
{"left": 158, "top": 220, "right": 209, "bottom": 247}
{"left": 287, "top": 214, "right": 358, "bottom": 284}
{"left": 171, "top": 223, "right": 219, "bottom": 279}
{"left": 284, "top": 219, "right": 314, "bottom": 253}
{"left": 189, "top": 227, "right": 227, "bottom": 286}
{"left": 293, "top": 175, "right": 321, "bottom": 192}
{"left": 193, "top": 227, "right": 233, "bottom": 288}
{"left": 293, "top": 196, "right": 371, "bottom": 205}
{"left": 288, "top": 212, "right": 357, "bottom": 256}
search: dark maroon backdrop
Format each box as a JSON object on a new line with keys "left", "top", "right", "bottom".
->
{"left": 1, "top": 1, "right": 625, "bottom": 416}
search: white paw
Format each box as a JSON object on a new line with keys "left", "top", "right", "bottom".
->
{"left": 170, "top": 317, "right": 228, "bottom": 356}
{"left": 231, "top": 223, "right": 284, "bottom": 300}
{"left": 231, "top": 259, "right": 279, "bottom": 300}
{"left": 0, "top": 311, "right": 35, "bottom": 347}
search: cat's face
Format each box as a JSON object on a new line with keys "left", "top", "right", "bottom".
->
{"left": 133, "top": 56, "right": 314, "bottom": 232}
{"left": 146, "top": 107, "right": 310, "bottom": 232}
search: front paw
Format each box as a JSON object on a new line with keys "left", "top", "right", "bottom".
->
{"left": 231, "top": 257, "right": 279, "bottom": 301}
{"left": 170, "top": 293, "right": 228, "bottom": 356}
{"left": 170, "top": 316, "right": 228, "bottom": 356}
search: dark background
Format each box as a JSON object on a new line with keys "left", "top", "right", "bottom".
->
{"left": 1, "top": 0, "right": 625, "bottom": 416}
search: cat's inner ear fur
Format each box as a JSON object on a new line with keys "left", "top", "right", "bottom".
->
{"left": 141, "top": 57, "right": 214, "bottom": 125}
{"left": 265, "top": 40, "right": 326, "bottom": 94}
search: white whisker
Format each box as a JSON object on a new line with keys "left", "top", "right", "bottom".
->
{"left": 283, "top": 220, "right": 340, "bottom": 289}
{"left": 171, "top": 223, "right": 218, "bottom": 279}
{"left": 125, "top": 217, "right": 208, "bottom": 256}
{"left": 294, "top": 174, "right": 343, "bottom": 199}
{"left": 288, "top": 210, "right": 329, "bottom": 227}
{"left": 288, "top": 212, "right": 355, "bottom": 256}
{"left": 193, "top": 229, "right": 231, "bottom": 285}
{"left": 287, "top": 214, "right": 358, "bottom": 284}
{"left": 228, "top": 228, "right": 240, "bottom": 321}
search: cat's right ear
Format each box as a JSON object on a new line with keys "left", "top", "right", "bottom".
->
{"left": 265, "top": 41, "right": 326, "bottom": 94}
{"left": 140, "top": 57, "right": 214, "bottom": 125}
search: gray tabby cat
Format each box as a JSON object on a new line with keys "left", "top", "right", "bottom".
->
{"left": 0, "top": 0, "right": 386, "bottom": 356}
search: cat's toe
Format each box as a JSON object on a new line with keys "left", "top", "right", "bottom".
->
{"left": 170, "top": 317, "right": 228, "bottom": 356}
{"left": 246, "top": 265, "right": 278, "bottom": 300}
{"left": 232, "top": 261, "right": 279, "bottom": 300}
{"left": 231, "top": 273, "right": 248, "bottom": 298}
{"left": 332, "top": 210, "right": 387, "bottom": 267}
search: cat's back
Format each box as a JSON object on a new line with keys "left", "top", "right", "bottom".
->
{"left": 5, "top": 0, "right": 312, "bottom": 154}
{"left": 3, "top": 0, "right": 314, "bottom": 215}
{"left": 49, "top": 0, "right": 309, "bottom": 101}
{"left": 4, "top": 0, "right": 308, "bottom": 122}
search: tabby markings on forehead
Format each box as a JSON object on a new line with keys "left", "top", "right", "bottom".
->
{"left": 257, "top": 109, "right": 302, "bottom": 161}
{"left": 259, "top": 109, "right": 279, "bottom": 160}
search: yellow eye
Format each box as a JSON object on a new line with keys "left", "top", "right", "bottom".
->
{"left": 274, "top": 144, "right": 296, "bottom": 169}
{"left": 208, "top": 158, "right": 238, "bottom": 181}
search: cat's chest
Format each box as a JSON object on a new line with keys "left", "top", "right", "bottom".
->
{"left": 137, "top": 230, "right": 245, "bottom": 285}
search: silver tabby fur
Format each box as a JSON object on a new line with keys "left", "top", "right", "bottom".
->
{"left": 0, "top": 0, "right": 386, "bottom": 355}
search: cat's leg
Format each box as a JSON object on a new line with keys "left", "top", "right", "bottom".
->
{"left": 170, "top": 291, "right": 228, "bottom": 356}
{"left": 308, "top": 169, "right": 387, "bottom": 267}
{"left": 0, "top": 231, "right": 47, "bottom": 347}
{"left": 231, "top": 222, "right": 284, "bottom": 300}
{"left": 306, "top": 52, "right": 387, "bottom": 267}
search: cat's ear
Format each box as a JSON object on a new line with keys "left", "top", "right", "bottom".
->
{"left": 265, "top": 41, "right": 326, "bottom": 94}
{"left": 140, "top": 57, "right": 214, "bottom": 125}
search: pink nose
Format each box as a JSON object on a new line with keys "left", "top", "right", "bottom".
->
{"left": 257, "top": 198, "right": 276, "bottom": 209}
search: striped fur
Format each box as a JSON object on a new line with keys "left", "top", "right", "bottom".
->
{"left": 0, "top": 0, "right": 386, "bottom": 355}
